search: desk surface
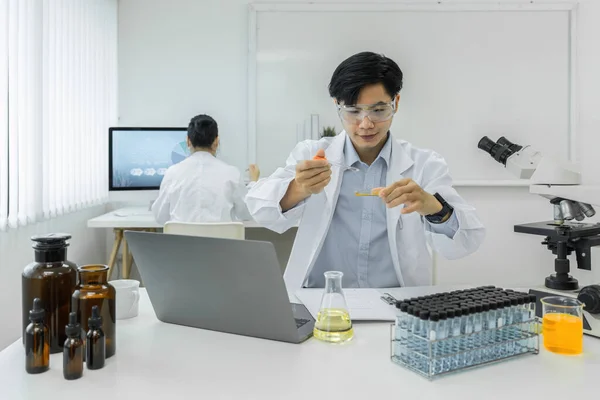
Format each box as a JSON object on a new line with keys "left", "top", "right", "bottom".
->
{"left": 87, "top": 207, "right": 267, "bottom": 229}
{"left": 1, "top": 287, "right": 599, "bottom": 399}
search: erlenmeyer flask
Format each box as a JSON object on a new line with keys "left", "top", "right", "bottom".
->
{"left": 313, "top": 271, "right": 354, "bottom": 343}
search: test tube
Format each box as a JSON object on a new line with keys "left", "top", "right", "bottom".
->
{"left": 407, "top": 309, "right": 420, "bottom": 367}
{"left": 395, "top": 302, "right": 409, "bottom": 343}
{"left": 518, "top": 295, "right": 528, "bottom": 322}
{"left": 467, "top": 304, "right": 476, "bottom": 337}
{"left": 406, "top": 306, "right": 415, "bottom": 333}
{"left": 506, "top": 297, "right": 517, "bottom": 326}
{"left": 497, "top": 299, "right": 509, "bottom": 357}
{"left": 527, "top": 294, "right": 537, "bottom": 352}
{"left": 500, "top": 298, "right": 513, "bottom": 356}
{"left": 490, "top": 298, "right": 504, "bottom": 358}
{"left": 527, "top": 294, "right": 537, "bottom": 320}
{"left": 508, "top": 296, "right": 520, "bottom": 340}
{"left": 462, "top": 306, "right": 474, "bottom": 367}
{"left": 495, "top": 299, "right": 507, "bottom": 357}
{"left": 480, "top": 302, "right": 491, "bottom": 361}
{"left": 451, "top": 308, "right": 463, "bottom": 369}
{"left": 486, "top": 300, "right": 497, "bottom": 329}
{"left": 418, "top": 310, "right": 431, "bottom": 373}
{"left": 430, "top": 312, "right": 443, "bottom": 374}
{"left": 438, "top": 310, "right": 451, "bottom": 373}
{"left": 472, "top": 303, "right": 483, "bottom": 365}
{"left": 486, "top": 301, "right": 498, "bottom": 361}
{"left": 403, "top": 306, "right": 415, "bottom": 363}
{"left": 444, "top": 309, "right": 455, "bottom": 370}
{"left": 419, "top": 310, "right": 430, "bottom": 339}
{"left": 503, "top": 298, "right": 512, "bottom": 320}
{"left": 428, "top": 312, "right": 439, "bottom": 343}
{"left": 414, "top": 308, "right": 424, "bottom": 336}
{"left": 517, "top": 296, "right": 529, "bottom": 353}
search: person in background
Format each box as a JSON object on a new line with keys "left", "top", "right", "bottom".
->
{"left": 245, "top": 52, "right": 485, "bottom": 290}
{"left": 152, "top": 114, "right": 260, "bottom": 225}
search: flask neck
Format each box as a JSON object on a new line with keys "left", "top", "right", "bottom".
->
{"left": 324, "top": 275, "right": 344, "bottom": 293}
{"left": 34, "top": 248, "right": 66, "bottom": 263}
{"left": 79, "top": 269, "right": 108, "bottom": 285}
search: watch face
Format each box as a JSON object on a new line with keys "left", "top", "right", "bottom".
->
{"left": 427, "top": 215, "right": 443, "bottom": 223}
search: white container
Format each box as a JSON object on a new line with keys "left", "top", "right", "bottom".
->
{"left": 109, "top": 279, "right": 140, "bottom": 320}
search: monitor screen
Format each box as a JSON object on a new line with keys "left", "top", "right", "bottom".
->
{"left": 109, "top": 127, "right": 190, "bottom": 191}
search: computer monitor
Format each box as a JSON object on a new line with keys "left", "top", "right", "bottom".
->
{"left": 109, "top": 127, "right": 190, "bottom": 191}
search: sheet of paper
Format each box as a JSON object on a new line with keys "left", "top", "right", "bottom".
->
{"left": 294, "top": 288, "right": 396, "bottom": 321}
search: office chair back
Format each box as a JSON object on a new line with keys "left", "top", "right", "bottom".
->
{"left": 163, "top": 221, "right": 245, "bottom": 240}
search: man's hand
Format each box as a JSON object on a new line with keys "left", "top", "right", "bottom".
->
{"left": 248, "top": 164, "right": 260, "bottom": 182}
{"left": 376, "top": 178, "right": 443, "bottom": 215}
{"left": 294, "top": 149, "right": 331, "bottom": 195}
{"left": 280, "top": 149, "right": 331, "bottom": 212}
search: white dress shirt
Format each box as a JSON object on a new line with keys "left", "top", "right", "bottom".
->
{"left": 306, "top": 134, "right": 458, "bottom": 288}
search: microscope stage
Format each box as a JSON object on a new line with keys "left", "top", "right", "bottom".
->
{"left": 514, "top": 221, "right": 600, "bottom": 239}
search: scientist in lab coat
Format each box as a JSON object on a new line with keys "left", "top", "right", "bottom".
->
{"left": 152, "top": 114, "right": 260, "bottom": 225}
{"left": 245, "top": 52, "right": 485, "bottom": 290}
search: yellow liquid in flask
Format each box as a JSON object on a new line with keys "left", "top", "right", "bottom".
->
{"left": 313, "top": 308, "right": 354, "bottom": 343}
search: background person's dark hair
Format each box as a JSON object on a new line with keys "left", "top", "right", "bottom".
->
{"left": 187, "top": 114, "right": 218, "bottom": 148}
{"left": 328, "top": 52, "right": 403, "bottom": 106}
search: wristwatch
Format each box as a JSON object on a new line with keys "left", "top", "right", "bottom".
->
{"left": 425, "top": 193, "right": 454, "bottom": 224}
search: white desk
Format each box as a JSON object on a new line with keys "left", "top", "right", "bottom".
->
{"left": 87, "top": 206, "right": 267, "bottom": 229}
{"left": 1, "top": 287, "right": 599, "bottom": 399}
{"left": 87, "top": 207, "right": 274, "bottom": 278}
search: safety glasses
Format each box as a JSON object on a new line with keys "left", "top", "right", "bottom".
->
{"left": 336, "top": 99, "right": 397, "bottom": 124}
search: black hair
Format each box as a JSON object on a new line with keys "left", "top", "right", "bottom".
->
{"left": 328, "top": 52, "right": 403, "bottom": 105}
{"left": 187, "top": 114, "right": 218, "bottom": 148}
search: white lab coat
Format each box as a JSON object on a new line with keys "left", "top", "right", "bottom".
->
{"left": 245, "top": 132, "right": 485, "bottom": 291}
{"left": 152, "top": 151, "right": 253, "bottom": 225}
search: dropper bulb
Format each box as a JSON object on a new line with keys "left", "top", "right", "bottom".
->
{"left": 65, "top": 311, "right": 80, "bottom": 337}
{"left": 88, "top": 305, "right": 102, "bottom": 328}
{"left": 29, "top": 298, "right": 45, "bottom": 322}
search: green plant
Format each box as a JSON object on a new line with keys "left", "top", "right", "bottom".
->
{"left": 321, "top": 126, "right": 337, "bottom": 137}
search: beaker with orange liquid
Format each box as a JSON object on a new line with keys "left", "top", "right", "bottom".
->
{"left": 541, "top": 296, "right": 584, "bottom": 355}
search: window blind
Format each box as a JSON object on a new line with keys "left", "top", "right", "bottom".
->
{"left": 0, "top": 0, "right": 117, "bottom": 231}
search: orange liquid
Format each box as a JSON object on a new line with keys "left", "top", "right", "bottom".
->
{"left": 542, "top": 313, "right": 583, "bottom": 355}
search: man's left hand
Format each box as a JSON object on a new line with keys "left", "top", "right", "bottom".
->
{"left": 375, "top": 179, "right": 443, "bottom": 215}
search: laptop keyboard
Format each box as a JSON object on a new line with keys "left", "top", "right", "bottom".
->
{"left": 295, "top": 318, "right": 310, "bottom": 329}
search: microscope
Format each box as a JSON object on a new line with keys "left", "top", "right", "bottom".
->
{"left": 478, "top": 136, "right": 600, "bottom": 338}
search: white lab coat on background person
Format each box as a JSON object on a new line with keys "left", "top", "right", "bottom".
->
{"left": 152, "top": 151, "right": 254, "bottom": 225}
{"left": 245, "top": 132, "right": 485, "bottom": 291}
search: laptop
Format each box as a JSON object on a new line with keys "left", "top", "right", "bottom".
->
{"left": 124, "top": 231, "right": 315, "bottom": 343}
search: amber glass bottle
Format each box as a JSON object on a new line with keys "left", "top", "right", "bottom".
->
{"left": 72, "top": 265, "right": 116, "bottom": 358}
{"left": 25, "top": 298, "right": 50, "bottom": 374}
{"left": 63, "top": 312, "right": 84, "bottom": 380}
{"left": 86, "top": 305, "right": 106, "bottom": 370}
{"left": 22, "top": 234, "right": 78, "bottom": 354}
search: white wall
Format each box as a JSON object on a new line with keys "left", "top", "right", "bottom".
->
{"left": 0, "top": 206, "right": 108, "bottom": 349}
{"left": 118, "top": 0, "right": 600, "bottom": 286}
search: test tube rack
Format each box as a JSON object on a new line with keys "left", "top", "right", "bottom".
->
{"left": 389, "top": 287, "right": 540, "bottom": 379}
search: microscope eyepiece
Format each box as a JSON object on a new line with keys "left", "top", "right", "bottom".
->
{"left": 477, "top": 136, "right": 496, "bottom": 153}
{"left": 497, "top": 136, "right": 523, "bottom": 154}
{"left": 477, "top": 136, "right": 522, "bottom": 166}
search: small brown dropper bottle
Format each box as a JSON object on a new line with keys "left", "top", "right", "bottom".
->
{"left": 63, "top": 312, "right": 84, "bottom": 380}
{"left": 25, "top": 298, "right": 49, "bottom": 374}
{"left": 86, "top": 305, "right": 105, "bottom": 370}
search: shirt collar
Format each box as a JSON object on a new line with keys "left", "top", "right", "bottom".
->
{"left": 344, "top": 132, "right": 392, "bottom": 167}
{"left": 190, "top": 150, "right": 214, "bottom": 158}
